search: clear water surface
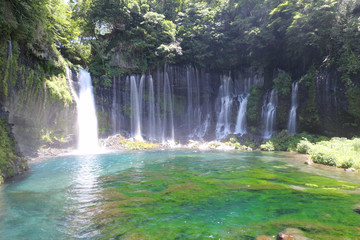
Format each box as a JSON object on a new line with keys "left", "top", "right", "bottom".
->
{"left": 0, "top": 151, "right": 359, "bottom": 239}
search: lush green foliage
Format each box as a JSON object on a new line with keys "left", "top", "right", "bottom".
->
{"left": 346, "top": 87, "right": 360, "bottom": 119}
{"left": 297, "top": 137, "right": 360, "bottom": 169}
{"left": 261, "top": 130, "right": 328, "bottom": 151}
{"left": 246, "top": 85, "right": 263, "bottom": 126}
{"left": 68, "top": 0, "right": 360, "bottom": 88}
{"left": 264, "top": 133, "right": 360, "bottom": 169}
{"left": 273, "top": 72, "right": 292, "bottom": 96}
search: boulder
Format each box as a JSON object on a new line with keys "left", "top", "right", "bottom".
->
{"left": 344, "top": 168, "right": 355, "bottom": 172}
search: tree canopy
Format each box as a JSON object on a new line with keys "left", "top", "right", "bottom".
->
{"left": 1, "top": 0, "right": 359, "bottom": 87}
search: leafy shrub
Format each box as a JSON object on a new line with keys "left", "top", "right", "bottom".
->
{"left": 296, "top": 138, "right": 312, "bottom": 154}
{"left": 302, "top": 137, "right": 360, "bottom": 169}
{"left": 261, "top": 130, "right": 329, "bottom": 152}
{"left": 273, "top": 72, "right": 292, "bottom": 96}
{"left": 247, "top": 85, "right": 263, "bottom": 125}
{"left": 260, "top": 141, "right": 275, "bottom": 151}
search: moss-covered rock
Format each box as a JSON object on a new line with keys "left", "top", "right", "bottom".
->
{"left": 0, "top": 108, "right": 28, "bottom": 183}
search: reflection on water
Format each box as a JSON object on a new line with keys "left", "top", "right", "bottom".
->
{"left": 65, "top": 155, "right": 102, "bottom": 238}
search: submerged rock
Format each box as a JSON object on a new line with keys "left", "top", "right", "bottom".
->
{"left": 354, "top": 204, "right": 360, "bottom": 214}
{"left": 277, "top": 232, "right": 295, "bottom": 240}
{"left": 283, "top": 228, "right": 311, "bottom": 240}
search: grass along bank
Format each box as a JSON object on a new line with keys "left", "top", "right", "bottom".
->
{"left": 261, "top": 130, "right": 360, "bottom": 170}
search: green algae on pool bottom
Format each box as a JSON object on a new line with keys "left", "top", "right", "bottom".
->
{"left": 1, "top": 151, "right": 360, "bottom": 239}
{"left": 85, "top": 152, "right": 360, "bottom": 240}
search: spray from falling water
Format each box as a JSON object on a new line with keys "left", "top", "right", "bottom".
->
{"left": 76, "top": 69, "right": 99, "bottom": 153}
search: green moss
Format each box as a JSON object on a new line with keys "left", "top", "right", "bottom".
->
{"left": 86, "top": 153, "right": 360, "bottom": 239}
{"left": 0, "top": 118, "right": 28, "bottom": 181}
{"left": 346, "top": 87, "right": 360, "bottom": 119}
{"left": 45, "top": 74, "right": 73, "bottom": 105}
{"left": 119, "top": 140, "right": 159, "bottom": 150}
{"left": 273, "top": 71, "right": 292, "bottom": 96}
{"left": 247, "top": 84, "right": 263, "bottom": 126}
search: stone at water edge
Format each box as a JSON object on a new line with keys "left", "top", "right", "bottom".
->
{"left": 304, "top": 160, "right": 313, "bottom": 165}
{"left": 277, "top": 232, "right": 295, "bottom": 240}
{"left": 344, "top": 168, "right": 355, "bottom": 172}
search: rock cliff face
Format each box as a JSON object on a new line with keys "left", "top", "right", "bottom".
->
{"left": 4, "top": 70, "right": 77, "bottom": 157}
{"left": 0, "top": 40, "right": 77, "bottom": 158}
{"left": 0, "top": 106, "right": 28, "bottom": 183}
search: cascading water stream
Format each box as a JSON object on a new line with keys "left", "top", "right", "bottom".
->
{"left": 76, "top": 69, "right": 99, "bottom": 153}
{"left": 130, "top": 76, "right": 143, "bottom": 141}
{"left": 112, "top": 76, "right": 117, "bottom": 134}
{"left": 8, "top": 39, "right": 12, "bottom": 58}
{"left": 262, "top": 89, "right": 278, "bottom": 139}
{"left": 90, "top": 67, "right": 266, "bottom": 143}
{"left": 187, "top": 66, "right": 203, "bottom": 139}
{"left": 216, "top": 76, "right": 233, "bottom": 140}
{"left": 138, "top": 74, "right": 145, "bottom": 127}
{"left": 148, "top": 75, "right": 156, "bottom": 140}
{"left": 162, "top": 72, "right": 175, "bottom": 143}
{"left": 186, "top": 67, "right": 193, "bottom": 135}
{"left": 287, "top": 82, "right": 298, "bottom": 135}
{"left": 234, "top": 95, "right": 248, "bottom": 135}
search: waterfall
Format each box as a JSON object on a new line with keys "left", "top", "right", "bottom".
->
{"left": 8, "top": 39, "right": 12, "bottom": 58}
{"left": 76, "top": 69, "right": 99, "bottom": 152}
{"left": 216, "top": 76, "right": 233, "bottom": 139}
{"left": 234, "top": 95, "right": 248, "bottom": 135}
{"left": 148, "top": 75, "right": 156, "bottom": 140}
{"left": 186, "top": 67, "right": 193, "bottom": 135}
{"left": 162, "top": 72, "right": 175, "bottom": 142}
{"left": 262, "top": 89, "right": 278, "bottom": 139}
{"left": 89, "top": 67, "right": 268, "bottom": 143}
{"left": 130, "top": 76, "right": 143, "bottom": 141}
{"left": 287, "top": 82, "right": 298, "bottom": 135}
{"left": 112, "top": 76, "right": 117, "bottom": 134}
{"left": 186, "top": 66, "right": 202, "bottom": 138}
{"left": 138, "top": 74, "right": 145, "bottom": 127}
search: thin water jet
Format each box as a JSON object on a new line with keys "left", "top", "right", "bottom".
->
{"left": 288, "top": 82, "right": 298, "bottom": 135}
